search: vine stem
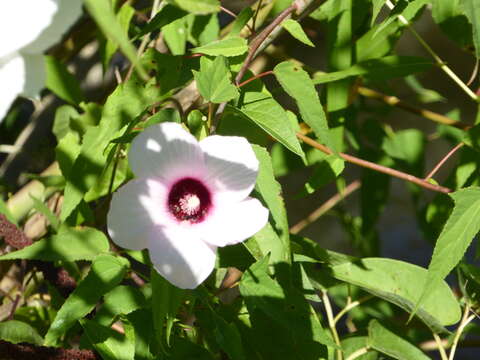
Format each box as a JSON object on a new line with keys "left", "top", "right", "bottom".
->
{"left": 235, "top": 4, "right": 297, "bottom": 85}
{"left": 345, "top": 347, "right": 370, "bottom": 360}
{"left": 296, "top": 132, "right": 453, "bottom": 194}
{"left": 385, "top": 0, "right": 478, "bottom": 102}
{"left": 321, "top": 290, "right": 343, "bottom": 360}
{"left": 424, "top": 142, "right": 464, "bottom": 181}
{"left": 290, "top": 180, "right": 361, "bottom": 234}
{"left": 357, "top": 87, "right": 471, "bottom": 130}
{"left": 333, "top": 295, "right": 373, "bottom": 325}
{"left": 433, "top": 333, "right": 449, "bottom": 360}
{"left": 449, "top": 305, "right": 476, "bottom": 360}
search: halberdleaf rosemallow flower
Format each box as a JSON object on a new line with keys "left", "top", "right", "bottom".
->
{"left": 107, "top": 123, "right": 269, "bottom": 289}
{"left": 0, "top": 0, "right": 83, "bottom": 121}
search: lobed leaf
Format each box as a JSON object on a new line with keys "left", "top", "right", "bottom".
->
{"left": 193, "top": 56, "right": 238, "bottom": 103}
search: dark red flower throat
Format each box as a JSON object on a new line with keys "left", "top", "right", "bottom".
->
{"left": 168, "top": 178, "right": 212, "bottom": 223}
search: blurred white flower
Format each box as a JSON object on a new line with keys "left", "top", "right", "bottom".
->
{"left": 107, "top": 123, "right": 269, "bottom": 289}
{"left": 0, "top": 0, "right": 83, "bottom": 122}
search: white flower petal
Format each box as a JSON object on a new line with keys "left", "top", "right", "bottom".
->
{"left": 0, "top": 0, "right": 57, "bottom": 59}
{"left": 0, "top": 55, "right": 25, "bottom": 122}
{"left": 200, "top": 135, "right": 258, "bottom": 203}
{"left": 107, "top": 178, "right": 171, "bottom": 251}
{"left": 200, "top": 197, "right": 269, "bottom": 247}
{"left": 22, "top": 0, "right": 83, "bottom": 55}
{"left": 148, "top": 226, "right": 217, "bottom": 289}
{"left": 129, "top": 122, "right": 205, "bottom": 181}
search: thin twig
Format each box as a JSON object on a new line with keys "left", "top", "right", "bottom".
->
{"left": 449, "top": 305, "right": 476, "bottom": 360}
{"left": 322, "top": 290, "right": 343, "bottom": 360}
{"left": 466, "top": 59, "right": 479, "bottom": 87}
{"left": 424, "top": 143, "right": 464, "bottom": 181}
{"left": 238, "top": 70, "right": 274, "bottom": 88}
{"left": 235, "top": 4, "right": 297, "bottom": 85}
{"left": 333, "top": 295, "right": 373, "bottom": 325}
{"left": 345, "top": 347, "right": 370, "bottom": 360}
{"left": 433, "top": 333, "right": 449, "bottom": 360}
{"left": 296, "top": 133, "right": 453, "bottom": 194}
{"left": 290, "top": 180, "right": 361, "bottom": 234}
{"left": 220, "top": 6, "right": 237, "bottom": 19}
{"left": 357, "top": 87, "right": 471, "bottom": 130}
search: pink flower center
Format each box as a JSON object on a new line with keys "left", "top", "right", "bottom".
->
{"left": 168, "top": 178, "right": 212, "bottom": 223}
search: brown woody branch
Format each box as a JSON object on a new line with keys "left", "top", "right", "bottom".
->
{"left": 296, "top": 133, "right": 453, "bottom": 194}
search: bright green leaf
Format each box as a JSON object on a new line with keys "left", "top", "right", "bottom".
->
{"left": 193, "top": 56, "right": 238, "bottom": 103}
{"left": 282, "top": 19, "right": 314, "bottom": 47}
{"left": 84, "top": 0, "right": 146, "bottom": 79}
{"left": 168, "top": 0, "right": 220, "bottom": 15}
{"left": 192, "top": 36, "right": 248, "bottom": 57}
{"left": 0, "top": 320, "right": 43, "bottom": 345}
{"left": 415, "top": 187, "right": 480, "bottom": 322}
{"left": 233, "top": 92, "right": 306, "bottom": 161}
{"left": 252, "top": 145, "right": 290, "bottom": 265}
{"left": 227, "top": 7, "right": 254, "bottom": 38}
{"left": 274, "top": 61, "right": 336, "bottom": 153}
{"left": 460, "top": 0, "right": 480, "bottom": 58}
{"left": 0, "top": 226, "right": 110, "bottom": 262}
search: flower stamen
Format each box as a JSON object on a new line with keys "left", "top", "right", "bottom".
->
{"left": 168, "top": 178, "right": 211, "bottom": 223}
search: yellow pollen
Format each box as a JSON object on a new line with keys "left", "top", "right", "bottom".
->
{"left": 179, "top": 194, "right": 201, "bottom": 215}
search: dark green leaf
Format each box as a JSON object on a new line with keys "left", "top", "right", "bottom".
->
{"left": 168, "top": 0, "right": 220, "bottom": 15}
{"left": 45, "top": 55, "right": 84, "bottom": 105}
{"left": 137, "top": 4, "right": 188, "bottom": 37}
{"left": 312, "top": 56, "right": 433, "bottom": 84}
{"left": 44, "top": 254, "right": 129, "bottom": 345}
{"left": 368, "top": 320, "right": 429, "bottom": 360}
{"left": 460, "top": 0, "right": 480, "bottom": 57}
{"left": 330, "top": 258, "right": 461, "bottom": 332}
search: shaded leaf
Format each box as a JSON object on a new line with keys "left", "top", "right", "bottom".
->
{"left": 45, "top": 55, "right": 84, "bottom": 105}
{"left": 0, "top": 320, "right": 43, "bottom": 345}
{"left": 282, "top": 19, "right": 314, "bottom": 47}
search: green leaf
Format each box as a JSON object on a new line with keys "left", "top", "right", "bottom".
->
{"left": 61, "top": 75, "right": 160, "bottom": 220}
{"left": 94, "top": 285, "right": 149, "bottom": 326}
{"left": 0, "top": 226, "right": 110, "bottom": 262}
{"left": 84, "top": 0, "right": 146, "bottom": 79}
{"left": 45, "top": 254, "right": 129, "bottom": 346}
{"left": 368, "top": 320, "right": 429, "bottom": 360}
{"left": 211, "top": 313, "right": 246, "bottom": 360}
{"left": 299, "top": 154, "right": 344, "bottom": 196}
{"left": 137, "top": 4, "right": 188, "bottom": 37}
{"left": 163, "top": 16, "right": 189, "bottom": 55}
{"left": 460, "top": 0, "right": 480, "bottom": 58}
{"left": 102, "top": 2, "right": 136, "bottom": 70}
{"left": 193, "top": 56, "right": 238, "bottom": 103}
{"left": 273, "top": 61, "right": 336, "bottom": 153}
{"left": 330, "top": 258, "right": 461, "bottom": 332}
{"left": 342, "top": 336, "right": 378, "bottom": 360}
{"left": 45, "top": 55, "right": 84, "bottom": 105}
{"left": 371, "top": 0, "right": 385, "bottom": 25}
{"left": 227, "top": 7, "right": 254, "bottom": 38}
{"left": 312, "top": 56, "right": 433, "bottom": 84}
{"left": 415, "top": 187, "right": 480, "bottom": 321}
{"left": 240, "top": 256, "right": 337, "bottom": 352}
{"left": 0, "top": 320, "right": 43, "bottom": 345}
{"left": 151, "top": 269, "right": 184, "bottom": 349}
{"left": 252, "top": 145, "right": 290, "bottom": 265}
{"left": 232, "top": 92, "right": 306, "bottom": 161}
{"left": 192, "top": 36, "right": 248, "bottom": 56}
{"left": 168, "top": 0, "right": 220, "bottom": 15}
{"left": 431, "top": 0, "right": 473, "bottom": 49}
{"left": 81, "top": 318, "right": 135, "bottom": 360}
{"left": 282, "top": 19, "right": 314, "bottom": 47}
